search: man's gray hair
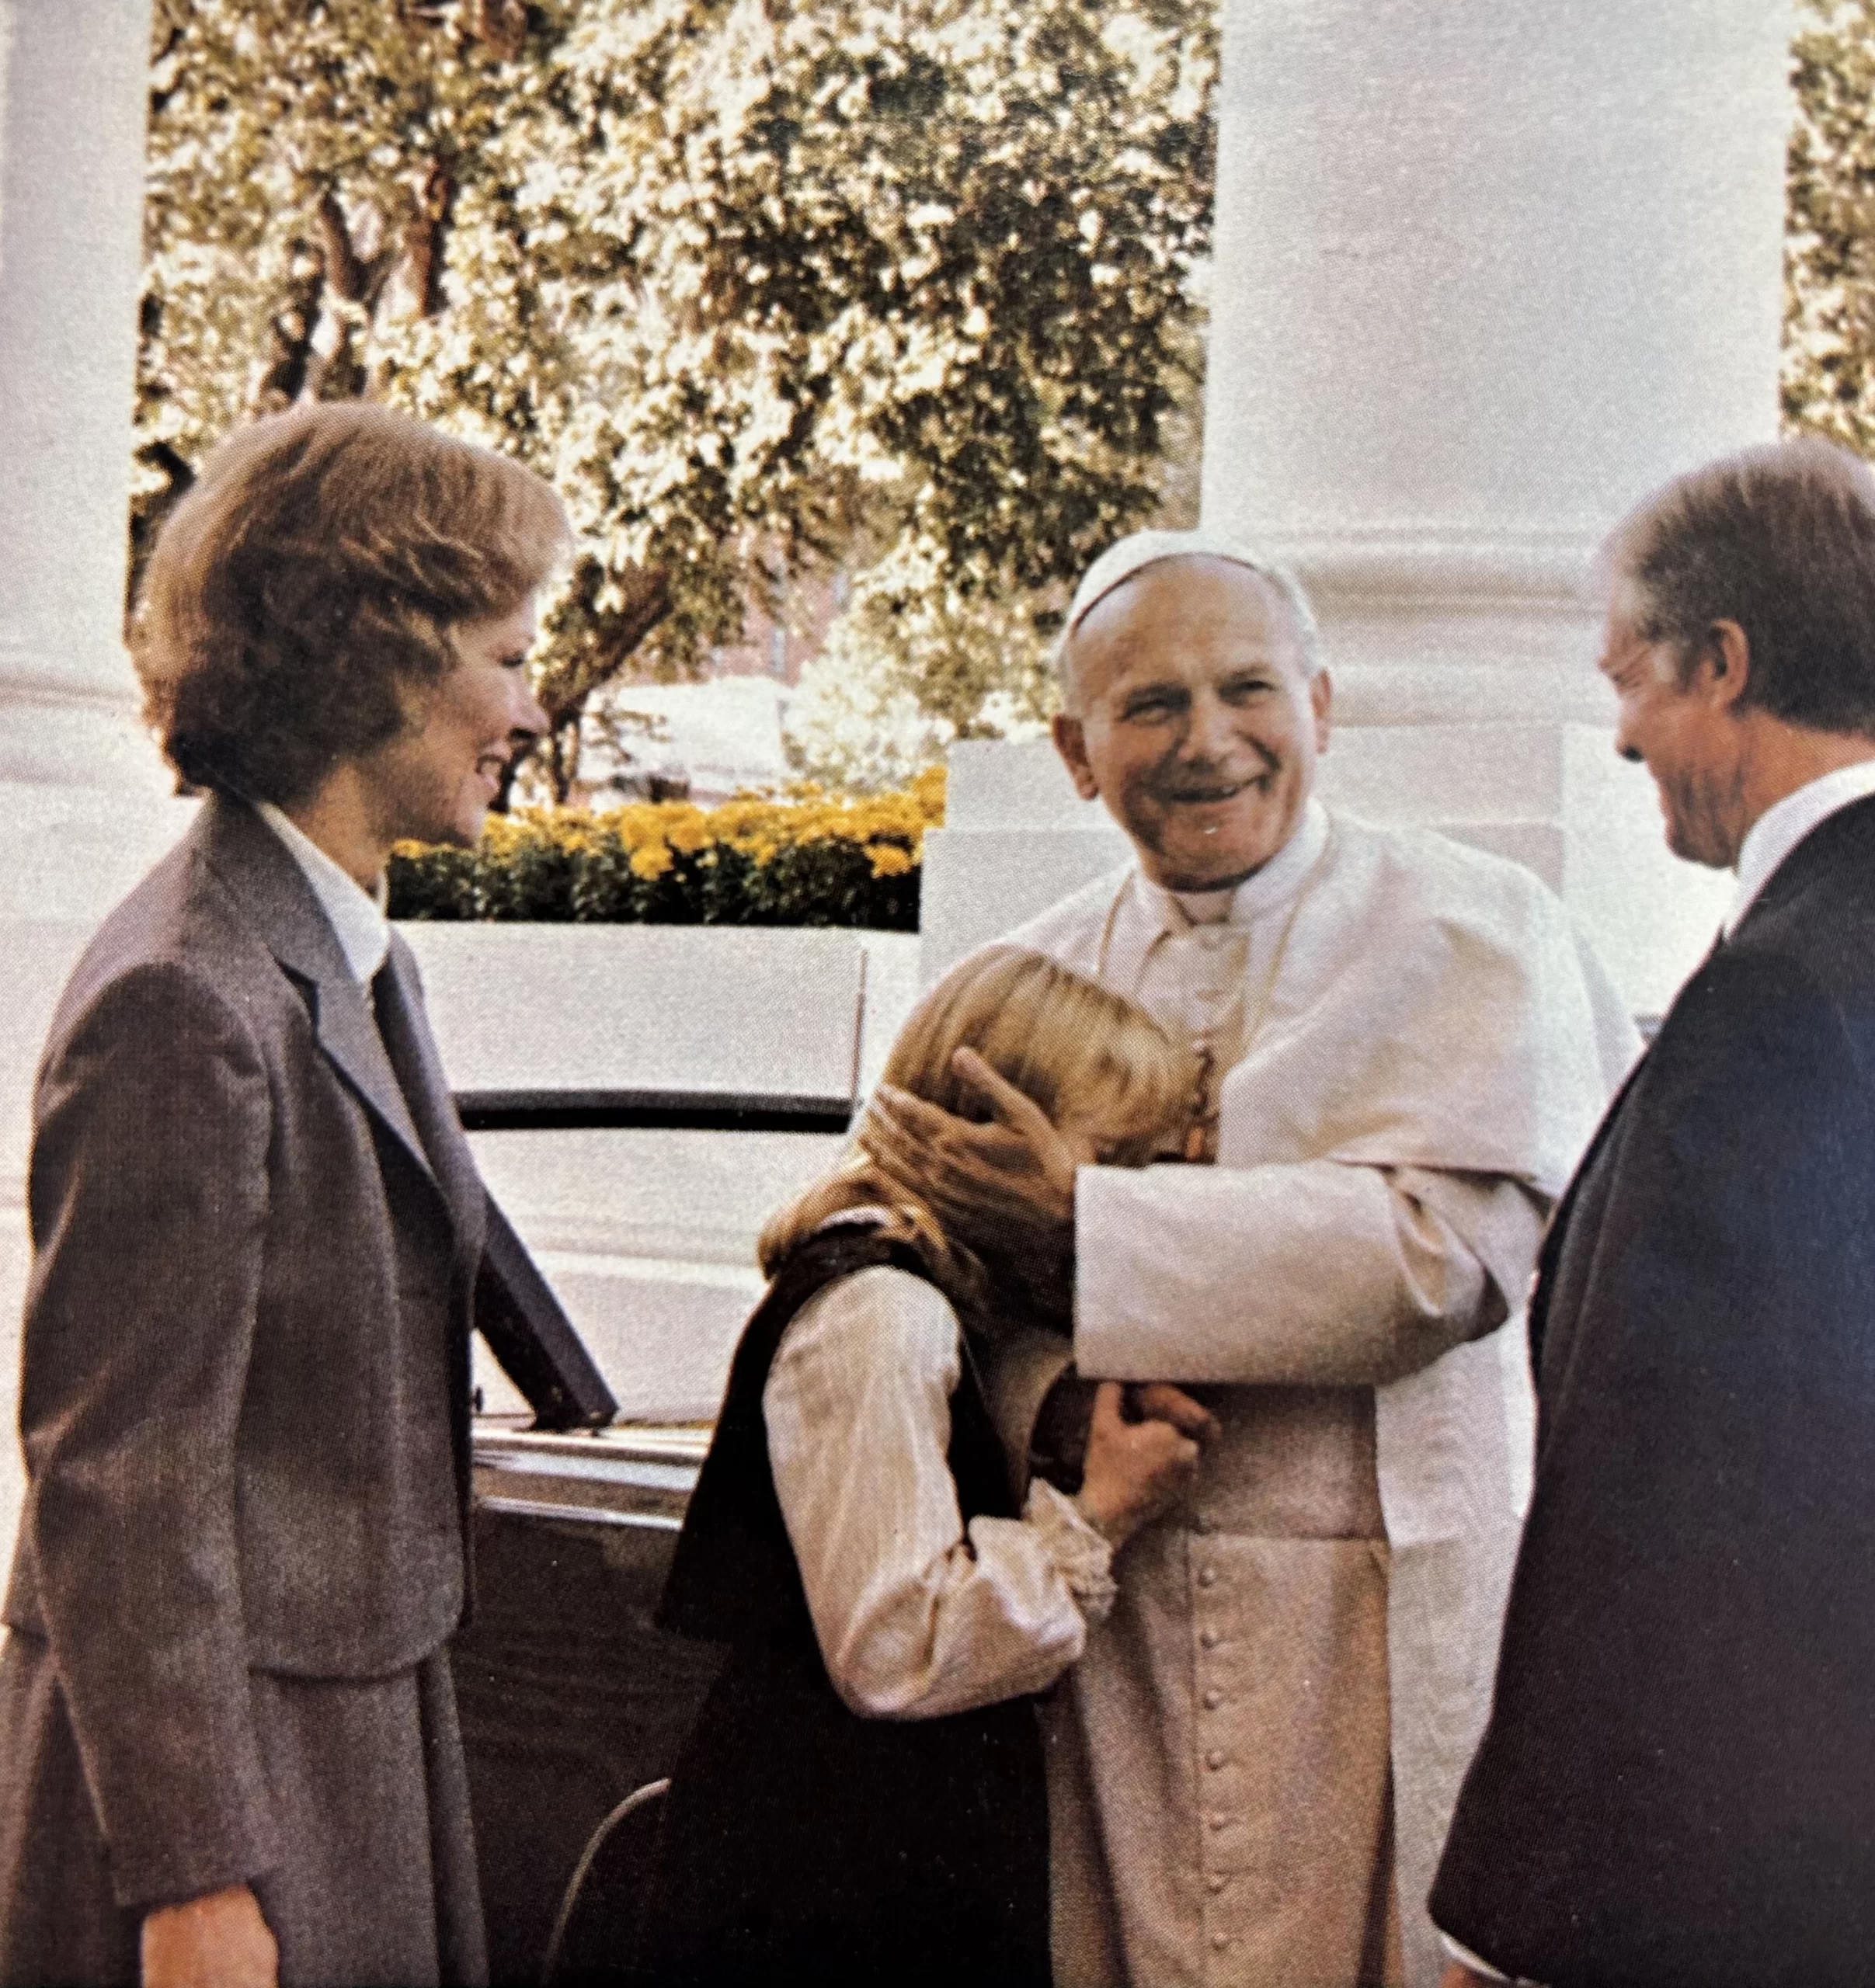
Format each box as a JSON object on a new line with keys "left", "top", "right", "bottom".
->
{"left": 1055, "top": 527, "right": 1326, "bottom": 709}
{"left": 1609, "top": 436, "right": 1875, "bottom": 738}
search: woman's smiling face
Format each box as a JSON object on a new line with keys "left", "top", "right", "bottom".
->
{"left": 1052, "top": 557, "right": 1331, "bottom": 891}
{"left": 355, "top": 596, "right": 551, "bottom": 853}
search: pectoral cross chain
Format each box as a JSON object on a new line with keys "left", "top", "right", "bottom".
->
{"left": 1182, "top": 1041, "right": 1219, "bottom": 1163}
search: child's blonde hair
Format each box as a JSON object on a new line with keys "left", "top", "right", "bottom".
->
{"left": 760, "top": 946, "right": 1192, "bottom": 1304}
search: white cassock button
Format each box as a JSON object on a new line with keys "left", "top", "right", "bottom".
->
{"left": 1198, "top": 1566, "right": 1218, "bottom": 1587}
{"left": 1206, "top": 1874, "right": 1227, "bottom": 1895}
{"left": 1202, "top": 1689, "right": 1223, "bottom": 1710}
{"left": 1199, "top": 1628, "right": 1221, "bottom": 1649}
{"left": 1212, "top": 1932, "right": 1231, "bottom": 1952}
{"left": 1205, "top": 1749, "right": 1226, "bottom": 1770}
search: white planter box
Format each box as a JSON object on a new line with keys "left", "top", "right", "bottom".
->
{"left": 400, "top": 920, "right": 922, "bottom": 1423}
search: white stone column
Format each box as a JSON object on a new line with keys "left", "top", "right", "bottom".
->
{"left": 1201, "top": 0, "right": 1793, "bottom": 1013}
{"left": 0, "top": 0, "right": 186, "bottom": 1534}
{"left": 0, "top": 0, "right": 166, "bottom": 800}
{"left": 0, "top": 0, "right": 184, "bottom": 1145}
{"left": 0, "top": 0, "right": 186, "bottom": 988}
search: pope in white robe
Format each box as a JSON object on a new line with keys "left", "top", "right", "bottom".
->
{"left": 865, "top": 529, "right": 1637, "bottom": 1988}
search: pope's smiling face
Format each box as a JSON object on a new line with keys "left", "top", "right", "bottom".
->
{"left": 1053, "top": 556, "right": 1331, "bottom": 891}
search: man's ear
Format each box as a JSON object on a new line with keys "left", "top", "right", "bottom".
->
{"left": 1696, "top": 620, "right": 1752, "bottom": 711}
{"left": 1053, "top": 713, "right": 1101, "bottom": 801}
{"left": 1309, "top": 668, "right": 1332, "bottom": 752}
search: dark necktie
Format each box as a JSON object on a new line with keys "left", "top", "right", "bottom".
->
{"left": 371, "top": 961, "right": 416, "bottom": 1093}
{"left": 371, "top": 958, "right": 481, "bottom": 1242}
{"left": 371, "top": 959, "right": 449, "bottom": 1179}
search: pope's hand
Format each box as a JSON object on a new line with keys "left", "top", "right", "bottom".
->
{"left": 142, "top": 1885, "right": 277, "bottom": 1988}
{"left": 1128, "top": 1382, "right": 1220, "bottom": 1444}
{"left": 1077, "top": 1382, "right": 1202, "bottom": 1548}
{"left": 858, "top": 1048, "right": 1078, "bottom": 1316}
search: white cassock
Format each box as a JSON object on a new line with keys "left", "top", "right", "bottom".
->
{"left": 990, "top": 798, "right": 1638, "bottom": 1988}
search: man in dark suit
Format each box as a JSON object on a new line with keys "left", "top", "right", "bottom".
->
{"left": 0, "top": 403, "right": 570, "bottom": 1987}
{"left": 1431, "top": 436, "right": 1875, "bottom": 1987}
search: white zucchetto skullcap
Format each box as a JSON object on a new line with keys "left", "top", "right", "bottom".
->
{"left": 1060, "top": 527, "right": 1324, "bottom": 678}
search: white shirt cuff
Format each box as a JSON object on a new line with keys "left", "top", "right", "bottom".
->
{"left": 1024, "top": 1479, "right": 1117, "bottom": 1622}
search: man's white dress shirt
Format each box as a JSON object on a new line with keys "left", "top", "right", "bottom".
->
{"left": 1726, "top": 757, "right": 1875, "bottom": 934}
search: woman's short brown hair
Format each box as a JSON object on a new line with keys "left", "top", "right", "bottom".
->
{"left": 133, "top": 401, "right": 573, "bottom": 804}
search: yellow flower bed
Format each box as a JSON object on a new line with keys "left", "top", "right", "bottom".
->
{"left": 388, "top": 766, "right": 945, "bottom": 929}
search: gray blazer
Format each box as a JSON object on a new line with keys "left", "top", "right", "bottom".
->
{"left": 1, "top": 794, "right": 485, "bottom": 1913}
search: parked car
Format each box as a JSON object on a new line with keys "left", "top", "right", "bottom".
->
{"left": 461, "top": 1420, "right": 717, "bottom": 1983}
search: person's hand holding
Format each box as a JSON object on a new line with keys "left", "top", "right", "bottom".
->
{"left": 860, "top": 1047, "right": 1080, "bottom": 1318}
{"left": 1075, "top": 1381, "right": 1203, "bottom": 1548}
{"left": 142, "top": 1885, "right": 277, "bottom": 1988}
{"left": 1127, "top": 1382, "right": 1220, "bottom": 1446}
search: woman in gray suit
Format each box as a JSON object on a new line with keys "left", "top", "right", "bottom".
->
{"left": 0, "top": 402, "right": 569, "bottom": 1988}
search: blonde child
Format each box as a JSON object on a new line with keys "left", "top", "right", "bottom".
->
{"left": 636, "top": 947, "right": 1207, "bottom": 1986}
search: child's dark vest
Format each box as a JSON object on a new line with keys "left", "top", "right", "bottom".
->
{"left": 638, "top": 1224, "right": 1052, "bottom": 1987}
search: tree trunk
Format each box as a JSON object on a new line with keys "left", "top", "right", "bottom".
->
{"left": 472, "top": 0, "right": 529, "bottom": 60}
{"left": 377, "top": 162, "right": 454, "bottom": 330}
{"left": 246, "top": 233, "right": 334, "bottom": 414}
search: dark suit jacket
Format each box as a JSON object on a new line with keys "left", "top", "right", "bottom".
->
{"left": 0, "top": 794, "right": 485, "bottom": 1914}
{"left": 1431, "top": 793, "right": 1875, "bottom": 1988}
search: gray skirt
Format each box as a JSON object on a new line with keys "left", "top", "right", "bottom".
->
{"left": 0, "top": 1629, "right": 486, "bottom": 1987}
